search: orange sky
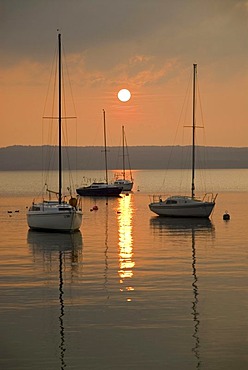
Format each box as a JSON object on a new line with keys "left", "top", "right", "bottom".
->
{"left": 1, "top": 0, "right": 248, "bottom": 148}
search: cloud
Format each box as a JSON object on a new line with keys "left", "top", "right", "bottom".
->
{"left": 0, "top": 59, "right": 49, "bottom": 86}
{"left": 1, "top": 0, "right": 247, "bottom": 68}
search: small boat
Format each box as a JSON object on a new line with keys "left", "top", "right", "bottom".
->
{"left": 149, "top": 194, "right": 216, "bottom": 218}
{"left": 114, "top": 178, "right": 133, "bottom": 192}
{"left": 149, "top": 64, "right": 217, "bottom": 218}
{"left": 27, "top": 33, "right": 82, "bottom": 232}
{"left": 76, "top": 110, "right": 122, "bottom": 197}
{"left": 113, "top": 125, "right": 134, "bottom": 192}
{"left": 77, "top": 182, "right": 122, "bottom": 197}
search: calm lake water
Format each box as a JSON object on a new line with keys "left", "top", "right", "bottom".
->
{"left": 1, "top": 169, "right": 248, "bottom": 369}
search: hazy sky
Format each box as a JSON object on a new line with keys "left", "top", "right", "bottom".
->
{"left": 1, "top": 0, "right": 248, "bottom": 147}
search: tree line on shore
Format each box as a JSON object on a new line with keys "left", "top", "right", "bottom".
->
{"left": 0, "top": 145, "right": 248, "bottom": 170}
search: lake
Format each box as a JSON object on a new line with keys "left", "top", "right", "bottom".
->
{"left": 0, "top": 169, "right": 248, "bottom": 369}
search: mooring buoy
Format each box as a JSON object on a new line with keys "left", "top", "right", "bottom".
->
{"left": 223, "top": 211, "right": 230, "bottom": 221}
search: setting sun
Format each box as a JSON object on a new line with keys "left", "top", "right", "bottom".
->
{"left": 117, "top": 89, "right": 131, "bottom": 102}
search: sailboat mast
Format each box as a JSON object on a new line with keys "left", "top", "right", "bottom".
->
{"left": 58, "top": 33, "right": 62, "bottom": 204}
{"left": 103, "top": 109, "right": 108, "bottom": 184}
{"left": 191, "top": 63, "right": 197, "bottom": 199}
{"left": 122, "top": 125, "right": 126, "bottom": 180}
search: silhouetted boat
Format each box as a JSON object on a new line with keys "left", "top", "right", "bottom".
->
{"left": 76, "top": 110, "right": 122, "bottom": 197}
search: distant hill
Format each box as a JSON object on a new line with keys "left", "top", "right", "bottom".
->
{"left": 0, "top": 145, "right": 248, "bottom": 170}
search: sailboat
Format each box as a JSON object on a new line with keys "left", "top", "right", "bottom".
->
{"left": 27, "top": 33, "right": 83, "bottom": 232}
{"left": 149, "top": 64, "right": 217, "bottom": 218}
{"left": 76, "top": 110, "right": 122, "bottom": 197}
{"left": 113, "top": 125, "right": 134, "bottom": 191}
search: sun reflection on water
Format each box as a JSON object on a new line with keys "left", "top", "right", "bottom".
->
{"left": 117, "top": 194, "right": 135, "bottom": 299}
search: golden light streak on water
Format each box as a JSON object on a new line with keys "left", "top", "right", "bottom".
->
{"left": 117, "top": 194, "right": 135, "bottom": 299}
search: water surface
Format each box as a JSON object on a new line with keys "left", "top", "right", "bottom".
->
{"left": 0, "top": 170, "right": 248, "bottom": 369}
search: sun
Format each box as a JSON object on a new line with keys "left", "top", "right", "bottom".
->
{"left": 118, "top": 89, "right": 131, "bottom": 102}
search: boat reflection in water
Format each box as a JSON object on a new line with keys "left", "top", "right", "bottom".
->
{"left": 150, "top": 217, "right": 215, "bottom": 369}
{"left": 117, "top": 194, "right": 135, "bottom": 300}
{"left": 27, "top": 230, "right": 83, "bottom": 370}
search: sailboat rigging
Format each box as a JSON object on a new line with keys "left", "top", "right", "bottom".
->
{"left": 27, "top": 33, "right": 82, "bottom": 232}
{"left": 114, "top": 125, "right": 134, "bottom": 192}
{"left": 76, "top": 110, "right": 122, "bottom": 197}
{"left": 149, "top": 64, "right": 217, "bottom": 218}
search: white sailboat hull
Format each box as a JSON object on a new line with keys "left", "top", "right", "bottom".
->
{"left": 27, "top": 202, "right": 82, "bottom": 232}
{"left": 114, "top": 179, "right": 133, "bottom": 191}
{"left": 149, "top": 196, "right": 215, "bottom": 218}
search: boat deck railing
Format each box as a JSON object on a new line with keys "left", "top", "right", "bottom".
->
{"left": 202, "top": 193, "right": 218, "bottom": 203}
{"left": 149, "top": 192, "right": 218, "bottom": 204}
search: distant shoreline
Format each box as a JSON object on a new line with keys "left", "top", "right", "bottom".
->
{"left": 1, "top": 145, "right": 248, "bottom": 171}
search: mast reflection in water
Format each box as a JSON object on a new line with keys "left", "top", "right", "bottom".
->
{"left": 150, "top": 217, "right": 215, "bottom": 369}
{"left": 103, "top": 203, "right": 109, "bottom": 300}
{"left": 117, "top": 194, "right": 135, "bottom": 300}
{"left": 27, "top": 230, "right": 83, "bottom": 370}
